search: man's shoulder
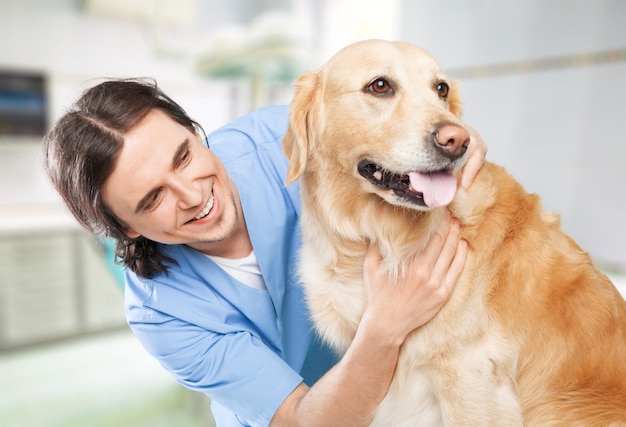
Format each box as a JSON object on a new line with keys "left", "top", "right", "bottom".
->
{"left": 206, "top": 105, "right": 289, "bottom": 159}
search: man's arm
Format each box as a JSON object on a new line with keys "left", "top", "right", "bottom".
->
{"left": 271, "top": 217, "right": 467, "bottom": 426}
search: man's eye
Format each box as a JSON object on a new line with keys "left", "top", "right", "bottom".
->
{"left": 144, "top": 191, "right": 162, "bottom": 211}
{"left": 180, "top": 149, "right": 191, "bottom": 165}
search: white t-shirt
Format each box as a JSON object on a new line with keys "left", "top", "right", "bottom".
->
{"left": 206, "top": 250, "right": 267, "bottom": 290}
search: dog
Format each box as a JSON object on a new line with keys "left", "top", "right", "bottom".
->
{"left": 282, "top": 39, "right": 626, "bottom": 426}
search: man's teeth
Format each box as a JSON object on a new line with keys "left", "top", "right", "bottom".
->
{"left": 194, "top": 194, "right": 214, "bottom": 220}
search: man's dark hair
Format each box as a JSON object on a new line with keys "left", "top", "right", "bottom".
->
{"left": 43, "top": 78, "right": 205, "bottom": 278}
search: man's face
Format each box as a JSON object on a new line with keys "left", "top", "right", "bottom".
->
{"left": 102, "top": 108, "right": 244, "bottom": 256}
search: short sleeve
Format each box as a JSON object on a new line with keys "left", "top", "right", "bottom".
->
{"left": 129, "top": 314, "right": 303, "bottom": 427}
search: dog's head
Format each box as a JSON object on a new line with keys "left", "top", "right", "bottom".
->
{"left": 284, "top": 39, "right": 469, "bottom": 211}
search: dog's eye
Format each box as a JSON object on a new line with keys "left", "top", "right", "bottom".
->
{"left": 436, "top": 81, "right": 450, "bottom": 99}
{"left": 367, "top": 78, "right": 393, "bottom": 95}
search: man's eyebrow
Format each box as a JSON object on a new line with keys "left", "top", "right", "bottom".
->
{"left": 134, "top": 138, "right": 190, "bottom": 214}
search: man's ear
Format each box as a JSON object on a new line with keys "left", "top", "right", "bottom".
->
{"left": 123, "top": 228, "right": 141, "bottom": 239}
{"left": 283, "top": 72, "right": 320, "bottom": 185}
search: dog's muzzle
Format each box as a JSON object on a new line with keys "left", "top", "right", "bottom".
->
{"left": 357, "top": 160, "right": 457, "bottom": 208}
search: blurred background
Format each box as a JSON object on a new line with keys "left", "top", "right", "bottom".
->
{"left": 0, "top": 0, "right": 625, "bottom": 426}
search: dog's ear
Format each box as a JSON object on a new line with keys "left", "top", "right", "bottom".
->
{"left": 283, "top": 72, "right": 320, "bottom": 185}
{"left": 447, "top": 79, "right": 463, "bottom": 117}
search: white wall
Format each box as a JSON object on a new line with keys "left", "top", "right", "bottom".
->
{"left": 399, "top": 0, "right": 626, "bottom": 270}
{"left": 0, "top": 0, "right": 294, "bottom": 205}
{"left": 1, "top": 0, "right": 625, "bottom": 271}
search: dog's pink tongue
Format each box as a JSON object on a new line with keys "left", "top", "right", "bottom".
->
{"left": 408, "top": 171, "right": 457, "bottom": 207}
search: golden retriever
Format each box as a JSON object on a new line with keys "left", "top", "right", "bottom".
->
{"left": 283, "top": 39, "right": 626, "bottom": 426}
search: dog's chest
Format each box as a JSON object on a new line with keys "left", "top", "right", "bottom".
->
{"left": 371, "top": 321, "right": 521, "bottom": 427}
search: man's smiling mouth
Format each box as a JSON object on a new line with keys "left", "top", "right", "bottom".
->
{"left": 193, "top": 192, "right": 215, "bottom": 220}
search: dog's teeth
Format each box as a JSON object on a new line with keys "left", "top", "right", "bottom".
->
{"left": 374, "top": 171, "right": 382, "bottom": 180}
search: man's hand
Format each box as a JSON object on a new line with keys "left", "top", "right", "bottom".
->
{"left": 361, "top": 215, "right": 467, "bottom": 346}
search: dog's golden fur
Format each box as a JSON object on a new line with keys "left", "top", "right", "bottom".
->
{"left": 283, "top": 39, "right": 626, "bottom": 426}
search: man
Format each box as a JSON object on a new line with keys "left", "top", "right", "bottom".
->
{"left": 43, "top": 78, "right": 486, "bottom": 426}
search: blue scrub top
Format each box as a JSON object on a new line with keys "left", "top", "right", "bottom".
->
{"left": 124, "top": 106, "right": 337, "bottom": 427}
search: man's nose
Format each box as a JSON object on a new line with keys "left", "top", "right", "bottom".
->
{"left": 171, "top": 176, "right": 203, "bottom": 209}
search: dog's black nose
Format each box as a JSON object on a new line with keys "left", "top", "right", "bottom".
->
{"left": 433, "top": 123, "right": 470, "bottom": 159}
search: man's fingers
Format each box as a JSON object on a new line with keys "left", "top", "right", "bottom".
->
{"left": 461, "top": 154, "right": 482, "bottom": 190}
{"left": 363, "top": 242, "right": 383, "bottom": 287}
{"left": 416, "top": 216, "right": 451, "bottom": 269}
{"left": 430, "top": 218, "right": 462, "bottom": 282}
{"left": 443, "top": 239, "right": 468, "bottom": 294}
{"left": 461, "top": 125, "right": 487, "bottom": 189}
